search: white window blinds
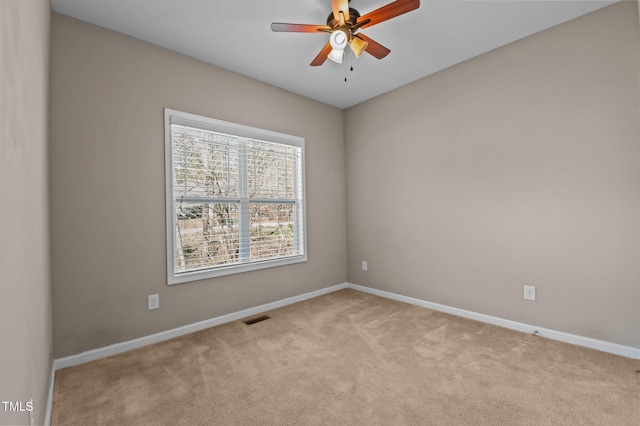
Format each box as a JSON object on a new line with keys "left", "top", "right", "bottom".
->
{"left": 165, "top": 109, "right": 306, "bottom": 284}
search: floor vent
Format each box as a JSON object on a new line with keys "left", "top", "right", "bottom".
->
{"left": 243, "top": 315, "right": 271, "bottom": 325}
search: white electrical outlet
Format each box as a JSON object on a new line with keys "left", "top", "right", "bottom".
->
{"left": 148, "top": 294, "right": 160, "bottom": 310}
{"left": 362, "top": 261, "right": 368, "bottom": 271}
{"left": 524, "top": 285, "right": 536, "bottom": 301}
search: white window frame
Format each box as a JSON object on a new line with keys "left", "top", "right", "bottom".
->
{"left": 164, "top": 108, "right": 307, "bottom": 284}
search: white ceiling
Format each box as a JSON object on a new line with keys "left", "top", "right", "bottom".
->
{"left": 50, "top": 0, "right": 615, "bottom": 109}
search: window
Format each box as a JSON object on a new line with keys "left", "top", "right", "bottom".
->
{"left": 164, "top": 109, "right": 306, "bottom": 284}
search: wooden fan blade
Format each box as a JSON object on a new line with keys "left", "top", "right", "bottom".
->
{"left": 331, "top": 0, "right": 350, "bottom": 22}
{"left": 271, "top": 23, "right": 332, "bottom": 33}
{"left": 357, "top": 0, "right": 420, "bottom": 29}
{"left": 310, "top": 42, "right": 333, "bottom": 66}
{"left": 355, "top": 33, "right": 391, "bottom": 59}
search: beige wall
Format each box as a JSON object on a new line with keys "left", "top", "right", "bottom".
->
{"left": 49, "top": 14, "right": 346, "bottom": 358}
{"left": 50, "top": 1, "right": 639, "bottom": 360}
{"left": 0, "top": 1, "right": 52, "bottom": 425}
{"left": 345, "top": 1, "right": 640, "bottom": 348}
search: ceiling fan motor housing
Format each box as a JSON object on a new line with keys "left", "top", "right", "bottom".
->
{"left": 326, "top": 8, "right": 361, "bottom": 29}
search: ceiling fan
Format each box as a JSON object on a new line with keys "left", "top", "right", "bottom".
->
{"left": 271, "top": 0, "right": 420, "bottom": 66}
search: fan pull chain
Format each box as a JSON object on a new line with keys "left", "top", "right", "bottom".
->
{"left": 344, "top": 48, "right": 354, "bottom": 82}
{"left": 344, "top": 50, "right": 348, "bottom": 81}
{"left": 350, "top": 49, "right": 354, "bottom": 72}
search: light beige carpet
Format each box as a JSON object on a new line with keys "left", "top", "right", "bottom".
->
{"left": 52, "top": 289, "right": 640, "bottom": 425}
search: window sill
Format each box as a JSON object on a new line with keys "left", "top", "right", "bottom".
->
{"left": 168, "top": 254, "right": 308, "bottom": 285}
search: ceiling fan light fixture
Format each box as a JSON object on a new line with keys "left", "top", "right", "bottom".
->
{"left": 349, "top": 36, "right": 368, "bottom": 57}
{"left": 328, "top": 29, "right": 348, "bottom": 63}
{"left": 328, "top": 48, "right": 345, "bottom": 64}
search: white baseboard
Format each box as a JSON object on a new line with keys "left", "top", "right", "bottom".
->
{"left": 44, "top": 360, "right": 55, "bottom": 426}
{"left": 53, "top": 283, "right": 348, "bottom": 370}
{"left": 347, "top": 283, "right": 640, "bottom": 360}
{"left": 51, "top": 280, "right": 639, "bottom": 374}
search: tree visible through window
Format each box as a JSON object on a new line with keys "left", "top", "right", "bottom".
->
{"left": 165, "top": 109, "right": 306, "bottom": 284}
